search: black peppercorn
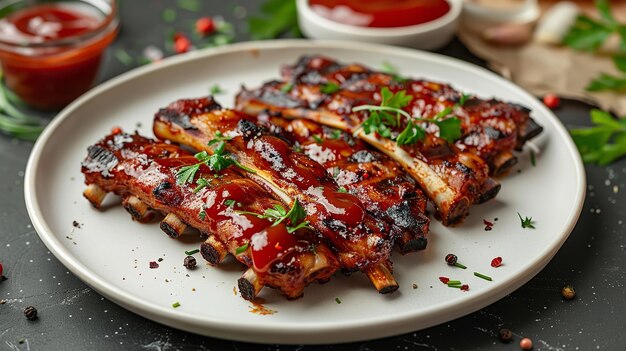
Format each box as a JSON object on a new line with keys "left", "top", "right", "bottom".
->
{"left": 445, "top": 254, "right": 457, "bottom": 265}
{"left": 24, "top": 306, "right": 38, "bottom": 320}
{"left": 499, "top": 328, "right": 513, "bottom": 343}
{"left": 183, "top": 256, "right": 197, "bottom": 269}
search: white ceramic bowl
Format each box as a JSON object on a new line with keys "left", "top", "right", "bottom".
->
{"left": 296, "top": 0, "right": 462, "bottom": 50}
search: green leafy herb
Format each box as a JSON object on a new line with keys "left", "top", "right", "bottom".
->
{"left": 177, "top": 0, "right": 201, "bottom": 12}
{"left": 570, "top": 109, "right": 626, "bottom": 165}
{"left": 320, "top": 82, "right": 340, "bottom": 94}
{"left": 585, "top": 73, "right": 626, "bottom": 92}
{"left": 563, "top": 0, "right": 626, "bottom": 91}
{"left": 207, "top": 131, "right": 232, "bottom": 146}
{"left": 0, "top": 71, "right": 44, "bottom": 140}
{"left": 248, "top": 0, "right": 299, "bottom": 40}
{"left": 312, "top": 134, "right": 323, "bottom": 144}
{"left": 162, "top": 8, "right": 177, "bottom": 23}
{"left": 337, "top": 186, "right": 348, "bottom": 193}
{"left": 172, "top": 301, "right": 181, "bottom": 308}
{"left": 459, "top": 93, "right": 471, "bottom": 106}
{"left": 115, "top": 48, "right": 133, "bottom": 67}
{"left": 329, "top": 129, "right": 342, "bottom": 140}
{"left": 236, "top": 198, "right": 311, "bottom": 233}
{"left": 185, "top": 249, "right": 200, "bottom": 255}
{"left": 517, "top": 212, "right": 536, "bottom": 229}
{"left": 353, "top": 88, "right": 462, "bottom": 145}
{"left": 198, "top": 210, "right": 206, "bottom": 220}
{"left": 175, "top": 137, "right": 256, "bottom": 185}
{"left": 235, "top": 242, "right": 249, "bottom": 254}
{"left": 193, "top": 178, "right": 211, "bottom": 193}
{"left": 335, "top": 297, "right": 342, "bottom": 304}
{"left": 280, "top": 82, "right": 293, "bottom": 93}
{"left": 210, "top": 84, "right": 225, "bottom": 95}
{"left": 224, "top": 199, "right": 236, "bottom": 208}
{"left": 530, "top": 150, "right": 536, "bottom": 167}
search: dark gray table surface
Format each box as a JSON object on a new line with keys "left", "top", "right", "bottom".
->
{"left": 1, "top": 1, "right": 625, "bottom": 350}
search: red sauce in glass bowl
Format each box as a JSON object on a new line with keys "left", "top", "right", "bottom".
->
{"left": 309, "top": 0, "right": 450, "bottom": 28}
{"left": 0, "top": 2, "right": 118, "bottom": 110}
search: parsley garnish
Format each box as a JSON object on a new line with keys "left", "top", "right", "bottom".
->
{"left": 570, "top": 109, "right": 626, "bottom": 165}
{"left": 517, "top": 212, "right": 535, "bottom": 229}
{"left": 459, "top": 93, "right": 471, "bottom": 106}
{"left": 172, "top": 301, "right": 181, "bottom": 308}
{"left": 248, "top": 0, "right": 300, "bottom": 40}
{"left": 235, "top": 242, "right": 249, "bottom": 254}
{"left": 236, "top": 198, "right": 312, "bottom": 233}
{"left": 352, "top": 88, "right": 463, "bottom": 144}
{"left": 335, "top": 297, "right": 342, "bottom": 304}
{"left": 224, "top": 199, "right": 238, "bottom": 208}
{"left": 280, "top": 82, "right": 293, "bottom": 93}
{"left": 563, "top": 0, "right": 626, "bottom": 92}
{"left": 337, "top": 186, "right": 348, "bottom": 193}
{"left": 175, "top": 136, "right": 256, "bottom": 185}
{"left": 185, "top": 249, "right": 200, "bottom": 255}
{"left": 329, "top": 129, "right": 342, "bottom": 140}
{"left": 530, "top": 150, "right": 536, "bottom": 167}
{"left": 198, "top": 210, "right": 206, "bottom": 220}
{"left": 312, "top": 134, "right": 323, "bottom": 144}
{"left": 320, "top": 82, "right": 340, "bottom": 94}
{"left": 193, "top": 178, "right": 211, "bottom": 193}
{"left": 209, "top": 84, "right": 225, "bottom": 95}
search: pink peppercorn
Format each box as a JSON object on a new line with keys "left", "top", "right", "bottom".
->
{"left": 520, "top": 337, "right": 533, "bottom": 350}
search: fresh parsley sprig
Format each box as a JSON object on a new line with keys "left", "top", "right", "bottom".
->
{"left": 517, "top": 212, "right": 536, "bottom": 229}
{"left": 175, "top": 134, "right": 256, "bottom": 185}
{"left": 570, "top": 109, "right": 626, "bottom": 165}
{"left": 248, "top": 0, "right": 300, "bottom": 40}
{"left": 236, "top": 198, "right": 312, "bottom": 233}
{"left": 563, "top": 0, "right": 626, "bottom": 92}
{"left": 352, "top": 87, "right": 463, "bottom": 145}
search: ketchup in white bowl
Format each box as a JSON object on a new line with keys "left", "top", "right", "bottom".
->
{"left": 309, "top": 0, "right": 451, "bottom": 28}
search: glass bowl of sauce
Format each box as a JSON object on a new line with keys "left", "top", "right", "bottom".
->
{"left": 0, "top": 0, "right": 118, "bottom": 110}
{"left": 297, "top": 0, "right": 462, "bottom": 50}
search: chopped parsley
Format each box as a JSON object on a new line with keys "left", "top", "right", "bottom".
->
{"left": 198, "top": 210, "right": 206, "bottom": 220}
{"left": 320, "top": 82, "right": 340, "bottom": 94}
{"left": 312, "top": 134, "right": 323, "bottom": 144}
{"left": 518, "top": 212, "right": 536, "bottom": 229}
{"left": 209, "top": 84, "right": 225, "bottom": 95}
{"left": 335, "top": 297, "right": 342, "bottom": 304}
{"left": 329, "top": 129, "right": 342, "bottom": 140}
{"left": 236, "top": 198, "right": 312, "bottom": 233}
{"left": 175, "top": 136, "right": 256, "bottom": 185}
{"left": 185, "top": 249, "right": 200, "bottom": 255}
{"left": 352, "top": 88, "right": 463, "bottom": 145}
{"left": 193, "top": 178, "right": 211, "bottom": 193}
{"left": 172, "top": 301, "right": 181, "bottom": 308}
{"left": 280, "top": 82, "right": 293, "bottom": 93}
{"left": 337, "top": 186, "right": 348, "bottom": 193}
{"left": 235, "top": 242, "right": 249, "bottom": 254}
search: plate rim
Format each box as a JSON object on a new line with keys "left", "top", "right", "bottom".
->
{"left": 24, "top": 39, "right": 586, "bottom": 344}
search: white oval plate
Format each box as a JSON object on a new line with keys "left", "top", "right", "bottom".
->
{"left": 24, "top": 40, "right": 585, "bottom": 344}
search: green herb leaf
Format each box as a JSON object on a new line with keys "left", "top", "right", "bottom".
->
{"left": 185, "top": 249, "right": 200, "bottom": 255}
{"left": 172, "top": 301, "right": 181, "bottom": 308}
{"left": 517, "top": 212, "right": 536, "bottom": 229}
{"left": 320, "top": 82, "right": 340, "bottom": 94}
{"left": 585, "top": 72, "right": 626, "bottom": 92}
{"left": 286, "top": 220, "right": 311, "bottom": 233}
{"left": 115, "top": 48, "right": 133, "bottom": 67}
{"left": 396, "top": 120, "right": 425, "bottom": 146}
{"left": 563, "top": 15, "right": 613, "bottom": 51}
{"left": 283, "top": 198, "right": 307, "bottom": 226}
{"left": 596, "top": 0, "right": 615, "bottom": 25}
{"left": 224, "top": 199, "right": 237, "bottom": 208}
{"left": 162, "top": 8, "right": 177, "bottom": 23}
{"left": 459, "top": 93, "right": 471, "bottom": 106}
{"left": 236, "top": 198, "right": 310, "bottom": 232}
{"left": 207, "top": 132, "right": 232, "bottom": 146}
{"left": 177, "top": 0, "right": 201, "bottom": 12}
{"left": 280, "top": 82, "right": 293, "bottom": 93}
{"left": 176, "top": 164, "right": 200, "bottom": 185}
{"left": 248, "top": 0, "right": 299, "bottom": 40}
{"left": 435, "top": 117, "right": 462, "bottom": 143}
{"left": 236, "top": 242, "right": 249, "bottom": 254}
{"left": 337, "top": 186, "right": 348, "bottom": 193}
{"left": 198, "top": 210, "right": 206, "bottom": 220}
{"left": 530, "top": 150, "right": 536, "bottom": 167}
{"left": 329, "top": 129, "right": 342, "bottom": 140}
{"left": 193, "top": 178, "right": 210, "bottom": 193}
{"left": 312, "top": 134, "right": 323, "bottom": 144}
{"left": 210, "top": 84, "right": 225, "bottom": 95}
{"left": 570, "top": 109, "right": 626, "bottom": 165}
{"left": 335, "top": 297, "right": 342, "bottom": 304}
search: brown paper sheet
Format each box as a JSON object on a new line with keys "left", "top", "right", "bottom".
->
{"left": 458, "top": 0, "right": 626, "bottom": 115}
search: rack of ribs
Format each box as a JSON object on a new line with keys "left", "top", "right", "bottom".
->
{"left": 153, "top": 97, "right": 402, "bottom": 294}
{"left": 235, "top": 55, "right": 543, "bottom": 225}
{"left": 81, "top": 131, "right": 340, "bottom": 300}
